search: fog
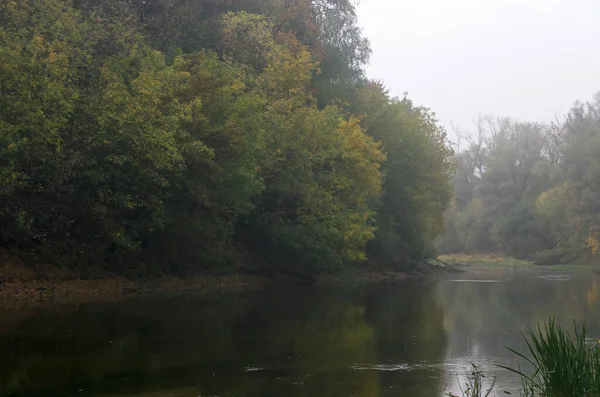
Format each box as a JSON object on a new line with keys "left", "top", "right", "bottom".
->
{"left": 357, "top": 0, "right": 600, "bottom": 131}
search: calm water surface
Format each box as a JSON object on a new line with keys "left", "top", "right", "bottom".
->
{"left": 2, "top": 267, "right": 600, "bottom": 397}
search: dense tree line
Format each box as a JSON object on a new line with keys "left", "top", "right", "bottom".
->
{"left": 438, "top": 97, "right": 600, "bottom": 264}
{"left": 0, "top": 0, "right": 453, "bottom": 276}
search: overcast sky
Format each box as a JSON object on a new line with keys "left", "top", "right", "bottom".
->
{"left": 356, "top": 0, "right": 600, "bottom": 133}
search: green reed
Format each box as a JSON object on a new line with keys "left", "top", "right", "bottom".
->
{"left": 452, "top": 319, "right": 600, "bottom": 397}
{"left": 448, "top": 364, "right": 496, "bottom": 397}
{"left": 501, "top": 318, "right": 600, "bottom": 397}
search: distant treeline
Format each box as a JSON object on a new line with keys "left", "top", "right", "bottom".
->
{"left": 0, "top": 0, "right": 453, "bottom": 276}
{"left": 438, "top": 100, "right": 600, "bottom": 265}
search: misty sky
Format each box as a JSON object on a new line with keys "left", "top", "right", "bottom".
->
{"left": 357, "top": 0, "right": 600, "bottom": 134}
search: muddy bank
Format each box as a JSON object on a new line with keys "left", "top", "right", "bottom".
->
{"left": 0, "top": 271, "right": 416, "bottom": 307}
{"left": 0, "top": 253, "right": 451, "bottom": 307}
{"left": 0, "top": 273, "right": 273, "bottom": 307}
{"left": 0, "top": 252, "right": 271, "bottom": 306}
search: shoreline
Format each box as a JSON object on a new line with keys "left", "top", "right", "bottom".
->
{"left": 0, "top": 265, "right": 433, "bottom": 308}
{"left": 0, "top": 273, "right": 275, "bottom": 307}
{"left": 0, "top": 250, "right": 457, "bottom": 307}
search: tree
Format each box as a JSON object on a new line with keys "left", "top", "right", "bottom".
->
{"left": 232, "top": 14, "right": 384, "bottom": 273}
{"left": 353, "top": 83, "right": 454, "bottom": 268}
{"left": 0, "top": 0, "right": 453, "bottom": 277}
{"left": 0, "top": 0, "right": 86, "bottom": 248}
{"left": 438, "top": 99, "right": 600, "bottom": 264}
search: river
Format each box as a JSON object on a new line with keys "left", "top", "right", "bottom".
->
{"left": 2, "top": 266, "right": 600, "bottom": 396}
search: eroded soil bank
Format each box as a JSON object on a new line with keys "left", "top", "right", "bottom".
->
{"left": 0, "top": 252, "right": 419, "bottom": 307}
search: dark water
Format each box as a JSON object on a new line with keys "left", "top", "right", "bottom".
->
{"left": 2, "top": 267, "right": 600, "bottom": 397}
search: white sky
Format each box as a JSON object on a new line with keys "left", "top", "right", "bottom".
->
{"left": 357, "top": 0, "right": 600, "bottom": 133}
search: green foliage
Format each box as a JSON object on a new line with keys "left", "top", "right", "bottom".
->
{"left": 354, "top": 83, "right": 454, "bottom": 268}
{"left": 251, "top": 107, "right": 384, "bottom": 272}
{"left": 220, "top": 12, "right": 276, "bottom": 72}
{"left": 235, "top": 26, "right": 385, "bottom": 272}
{"left": 0, "top": 0, "right": 85, "bottom": 246}
{"left": 147, "top": 50, "right": 266, "bottom": 272}
{"left": 438, "top": 106, "right": 600, "bottom": 264}
{"left": 450, "top": 320, "right": 600, "bottom": 397}
{"left": 0, "top": 0, "right": 453, "bottom": 276}
{"left": 498, "top": 319, "right": 600, "bottom": 397}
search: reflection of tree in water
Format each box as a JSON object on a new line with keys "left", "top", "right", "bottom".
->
{"left": 23, "top": 275, "right": 600, "bottom": 397}
{"left": 438, "top": 271, "right": 600, "bottom": 366}
{"left": 0, "top": 294, "right": 251, "bottom": 396}
{"left": 431, "top": 271, "right": 600, "bottom": 395}
{"left": 363, "top": 281, "right": 448, "bottom": 396}
{"left": 6, "top": 274, "right": 600, "bottom": 397}
{"left": 0, "top": 282, "right": 452, "bottom": 397}
{"left": 226, "top": 287, "right": 381, "bottom": 397}
{"left": 0, "top": 288, "right": 381, "bottom": 397}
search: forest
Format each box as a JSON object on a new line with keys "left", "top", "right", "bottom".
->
{"left": 0, "top": 0, "right": 454, "bottom": 277}
{"left": 437, "top": 99, "right": 600, "bottom": 265}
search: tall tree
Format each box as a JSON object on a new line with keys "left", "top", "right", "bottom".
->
{"left": 353, "top": 83, "right": 454, "bottom": 268}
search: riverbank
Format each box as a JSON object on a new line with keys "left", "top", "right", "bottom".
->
{"left": 438, "top": 253, "right": 535, "bottom": 267}
{"left": 0, "top": 254, "right": 448, "bottom": 306}
{"left": 438, "top": 253, "right": 600, "bottom": 272}
{"left": 0, "top": 250, "right": 266, "bottom": 306}
{"left": 0, "top": 270, "right": 272, "bottom": 307}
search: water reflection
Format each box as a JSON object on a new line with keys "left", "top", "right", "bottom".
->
{"left": 1, "top": 267, "right": 600, "bottom": 396}
{"left": 439, "top": 267, "right": 600, "bottom": 395}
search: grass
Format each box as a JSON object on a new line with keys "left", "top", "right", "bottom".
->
{"left": 438, "top": 253, "right": 600, "bottom": 271}
{"left": 503, "top": 319, "right": 600, "bottom": 397}
{"left": 438, "top": 253, "right": 534, "bottom": 268}
{"left": 452, "top": 319, "right": 600, "bottom": 397}
{"left": 447, "top": 364, "right": 497, "bottom": 397}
